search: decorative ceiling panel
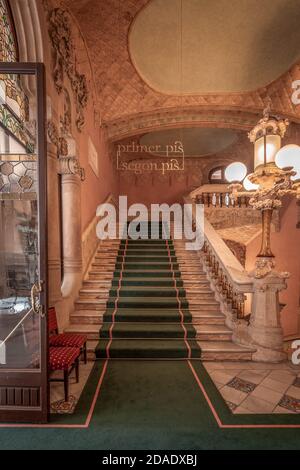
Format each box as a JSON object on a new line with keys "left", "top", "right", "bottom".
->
{"left": 62, "top": 0, "right": 300, "bottom": 125}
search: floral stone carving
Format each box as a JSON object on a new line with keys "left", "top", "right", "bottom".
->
{"left": 47, "top": 7, "right": 88, "bottom": 131}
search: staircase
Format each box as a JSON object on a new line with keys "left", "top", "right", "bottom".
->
{"left": 67, "top": 223, "right": 254, "bottom": 360}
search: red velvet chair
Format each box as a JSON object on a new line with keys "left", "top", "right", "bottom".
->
{"left": 49, "top": 346, "right": 80, "bottom": 401}
{"left": 48, "top": 307, "right": 87, "bottom": 363}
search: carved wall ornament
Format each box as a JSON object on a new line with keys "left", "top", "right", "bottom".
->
{"left": 250, "top": 257, "right": 290, "bottom": 281}
{"left": 60, "top": 88, "right": 72, "bottom": 136}
{"left": 47, "top": 120, "right": 68, "bottom": 156}
{"left": 47, "top": 7, "right": 88, "bottom": 131}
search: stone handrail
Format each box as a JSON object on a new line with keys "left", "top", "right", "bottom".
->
{"left": 82, "top": 192, "right": 118, "bottom": 277}
{"left": 184, "top": 194, "right": 254, "bottom": 320}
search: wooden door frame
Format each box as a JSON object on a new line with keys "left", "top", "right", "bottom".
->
{"left": 0, "top": 62, "right": 48, "bottom": 423}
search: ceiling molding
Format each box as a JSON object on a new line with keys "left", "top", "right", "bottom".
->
{"left": 104, "top": 108, "right": 267, "bottom": 141}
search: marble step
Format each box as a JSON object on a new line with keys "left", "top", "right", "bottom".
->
{"left": 83, "top": 280, "right": 112, "bottom": 288}
{"left": 64, "top": 324, "right": 100, "bottom": 340}
{"left": 87, "top": 340, "right": 99, "bottom": 360}
{"left": 75, "top": 299, "right": 107, "bottom": 310}
{"left": 192, "top": 311, "right": 225, "bottom": 325}
{"left": 87, "top": 341, "right": 254, "bottom": 362}
{"left": 179, "top": 269, "right": 205, "bottom": 273}
{"left": 95, "top": 259, "right": 117, "bottom": 264}
{"left": 70, "top": 311, "right": 104, "bottom": 324}
{"left": 196, "top": 325, "right": 232, "bottom": 341}
{"left": 199, "top": 341, "right": 255, "bottom": 361}
{"left": 75, "top": 296, "right": 219, "bottom": 310}
{"left": 181, "top": 276, "right": 209, "bottom": 281}
{"left": 91, "top": 263, "right": 116, "bottom": 269}
{"left": 96, "top": 285, "right": 213, "bottom": 293}
{"left": 70, "top": 309, "right": 224, "bottom": 326}
{"left": 182, "top": 280, "right": 210, "bottom": 286}
{"left": 65, "top": 323, "right": 231, "bottom": 341}
{"left": 184, "top": 288, "right": 213, "bottom": 293}
{"left": 89, "top": 272, "right": 115, "bottom": 279}
{"left": 79, "top": 291, "right": 110, "bottom": 299}
{"left": 77, "top": 294, "right": 216, "bottom": 302}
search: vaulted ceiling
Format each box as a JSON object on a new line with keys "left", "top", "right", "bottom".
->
{"left": 62, "top": 0, "right": 300, "bottom": 136}
{"left": 130, "top": 0, "right": 300, "bottom": 94}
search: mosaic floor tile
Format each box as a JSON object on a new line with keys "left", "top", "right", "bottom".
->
{"left": 50, "top": 395, "right": 77, "bottom": 414}
{"left": 226, "top": 376, "right": 256, "bottom": 393}
{"left": 278, "top": 395, "right": 300, "bottom": 413}
{"left": 226, "top": 401, "right": 237, "bottom": 411}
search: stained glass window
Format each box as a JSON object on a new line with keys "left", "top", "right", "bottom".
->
{"left": 0, "top": 0, "right": 34, "bottom": 153}
{"left": 0, "top": 0, "right": 17, "bottom": 62}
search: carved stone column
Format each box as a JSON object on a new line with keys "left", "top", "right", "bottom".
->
{"left": 249, "top": 258, "right": 289, "bottom": 362}
{"left": 58, "top": 155, "right": 83, "bottom": 305}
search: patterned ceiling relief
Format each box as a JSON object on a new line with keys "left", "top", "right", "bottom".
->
{"left": 61, "top": 0, "right": 300, "bottom": 130}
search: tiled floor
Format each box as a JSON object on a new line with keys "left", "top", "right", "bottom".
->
{"left": 204, "top": 361, "right": 300, "bottom": 414}
{"left": 50, "top": 361, "right": 94, "bottom": 413}
{"left": 49, "top": 360, "right": 300, "bottom": 415}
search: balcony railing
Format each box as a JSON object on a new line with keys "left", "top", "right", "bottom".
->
{"left": 190, "top": 184, "right": 251, "bottom": 208}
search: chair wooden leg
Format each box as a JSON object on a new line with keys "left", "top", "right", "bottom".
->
{"left": 64, "top": 370, "right": 69, "bottom": 402}
{"left": 83, "top": 343, "right": 87, "bottom": 364}
{"left": 75, "top": 358, "right": 79, "bottom": 383}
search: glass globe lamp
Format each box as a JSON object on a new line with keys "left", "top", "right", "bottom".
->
{"left": 225, "top": 162, "right": 247, "bottom": 183}
{"left": 243, "top": 174, "right": 259, "bottom": 191}
{"left": 275, "top": 144, "right": 300, "bottom": 171}
{"left": 254, "top": 135, "right": 281, "bottom": 169}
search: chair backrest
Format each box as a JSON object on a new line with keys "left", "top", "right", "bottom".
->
{"left": 48, "top": 307, "right": 59, "bottom": 335}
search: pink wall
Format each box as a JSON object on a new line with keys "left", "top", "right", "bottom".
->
{"left": 79, "top": 127, "right": 118, "bottom": 231}
{"left": 117, "top": 133, "right": 253, "bottom": 206}
{"left": 40, "top": 4, "right": 118, "bottom": 233}
{"left": 119, "top": 173, "right": 196, "bottom": 207}
{"left": 246, "top": 197, "right": 300, "bottom": 336}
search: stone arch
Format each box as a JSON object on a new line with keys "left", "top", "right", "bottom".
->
{"left": 105, "top": 108, "right": 261, "bottom": 142}
{"left": 9, "top": 0, "right": 46, "bottom": 99}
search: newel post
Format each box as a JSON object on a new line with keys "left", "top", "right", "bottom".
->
{"left": 249, "top": 258, "right": 289, "bottom": 362}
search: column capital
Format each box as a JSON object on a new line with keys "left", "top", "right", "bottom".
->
{"left": 57, "top": 156, "right": 85, "bottom": 181}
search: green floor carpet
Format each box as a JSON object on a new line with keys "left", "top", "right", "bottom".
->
{"left": 95, "top": 222, "right": 201, "bottom": 359}
{"left": 1, "top": 359, "right": 300, "bottom": 450}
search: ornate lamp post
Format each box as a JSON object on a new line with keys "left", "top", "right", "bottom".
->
{"left": 224, "top": 106, "right": 300, "bottom": 361}
{"left": 225, "top": 106, "right": 300, "bottom": 273}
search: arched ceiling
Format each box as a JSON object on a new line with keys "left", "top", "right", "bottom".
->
{"left": 61, "top": 0, "right": 300, "bottom": 126}
{"left": 140, "top": 128, "right": 238, "bottom": 157}
{"left": 129, "top": 0, "right": 300, "bottom": 94}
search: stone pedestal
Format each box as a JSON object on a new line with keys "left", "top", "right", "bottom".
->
{"left": 249, "top": 258, "right": 289, "bottom": 362}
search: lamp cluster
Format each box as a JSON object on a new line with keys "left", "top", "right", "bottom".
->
{"left": 225, "top": 110, "right": 300, "bottom": 193}
{"left": 224, "top": 107, "right": 300, "bottom": 259}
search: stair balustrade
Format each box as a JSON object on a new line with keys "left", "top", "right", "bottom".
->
{"left": 184, "top": 193, "right": 289, "bottom": 362}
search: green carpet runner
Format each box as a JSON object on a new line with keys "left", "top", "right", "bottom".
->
{"left": 95, "top": 222, "right": 201, "bottom": 359}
